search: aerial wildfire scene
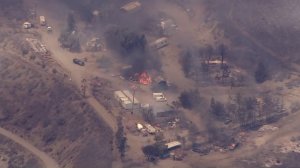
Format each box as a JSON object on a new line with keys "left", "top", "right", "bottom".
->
{"left": 2, "top": 0, "right": 300, "bottom": 168}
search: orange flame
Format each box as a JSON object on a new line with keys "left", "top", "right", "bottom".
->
{"left": 139, "top": 72, "right": 152, "bottom": 85}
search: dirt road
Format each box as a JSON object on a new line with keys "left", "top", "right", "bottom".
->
{"left": 33, "top": 2, "right": 121, "bottom": 167}
{"left": 33, "top": 2, "right": 118, "bottom": 132}
{"left": 0, "top": 127, "right": 59, "bottom": 168}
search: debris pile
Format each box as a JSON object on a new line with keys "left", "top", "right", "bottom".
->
{"left": 86, "top": 37, "right": 103, "bottom": 52}
{"left": 258, "top": 125, "right": 279, "bottom": 132}
{"left": 263, "top": 157, "right": 282, "bottom": 167}
{"left": 160, "top": 19, "right": 177, "bottom": 36}
{"left": 26, "top": 38, "right": 49, "bottom": 55}
{"left": 279, "top": 140, "right": 300, "bottom": 153}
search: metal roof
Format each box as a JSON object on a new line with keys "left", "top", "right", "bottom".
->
{"left": 165, "top": 141, "right": 181, "bottom": 149}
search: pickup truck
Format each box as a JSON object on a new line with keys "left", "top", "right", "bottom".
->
{"left": 73, "top": 58, "right": 85, "bottom": 66}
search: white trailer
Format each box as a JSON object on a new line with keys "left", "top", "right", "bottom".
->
{"left": 121, "top": 1, "right": 141, "bottom": 12}
{"left": 39, "top": 16, "right": 46, "bottom": 26}
{"left": 23, "top": 22, "right": 32, "bottom": 29}
{"left": 150, "top": 37, "right": 168, "bottom": 50}
{"left": 114, "top": 90, "right": 140, "bottom": 110}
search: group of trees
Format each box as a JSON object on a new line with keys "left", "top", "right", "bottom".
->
{"left": 208, "top": 94, "right": 284, "bottom": 129}
{"left": 179, "top": 44, "right": 270, "bottom": 84}
{"left": 180, "top": 50, "right": 192, "bottom": 77}
{"left": 105, "top": 26, "right": 161, "bottom": 74}
{"left": 179, "top": 44, "right": 229, "bottom": 82}
{"left": 106, "top": 27, "right": 146, "bottom": 55}
{"left": 209, "top": 98, "right": 227, "bottom": 121}
{"left": 142, "top": 143, "right": 168, "bottom": 161}
{"left": 58, "top": 13, "right": 81, "bottom": 52}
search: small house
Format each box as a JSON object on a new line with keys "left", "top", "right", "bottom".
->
{"left": 153, "top": 93, "right": 167, "bottom": 102}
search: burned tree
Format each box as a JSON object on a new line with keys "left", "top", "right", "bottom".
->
{"left": 179, "top": 89, "right": 202, "bottom": 110}
{"left": 115, "top": 117, "right": 127, "bottom": 158}
{"left": 105, "top": 27, "right": 146, "bottom": 55}
{"left": 210, "top": 98, "right": 227, "bottom": 121}
{"left": 142, "top": 109, "right": 155, "bottom": 124}
{"left": 105, "top": 26, "right": 161, "bottom": 78}
{"left": 255, "top": 62, "right": 269, "bottom": 83}
{"left": 240, "top": 97, "right": 258, "bottom": 128}
{"left": 67, "top": 13, "right": 76, "bottom": 32}
{"left": 180, "top": 51, "right": 193, "bottom": 77}
{"left": 61, "top": 0, "right": 96, "bottom": 23}
{"left": 58, "top": 13, "right": 81, "bottom": 52}
{"left": 228, "top": 93, "right": 285, "bottom": 129}
{"left": 200, "top": 45, "right": 214, "bottom": 64}
{"left": 262, "top": 95, "right": 285, "bottom": 123}
{"left": 218, "top": 44, "right": 226, "bottom": 67}
{"left": 142, "top": 143, "right": 168, "bottom": 161}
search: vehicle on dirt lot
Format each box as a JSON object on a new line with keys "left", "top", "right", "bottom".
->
{"left": 192, "top": 143, "right": 211, "bottom": 156}
{"left": 73, "top": 58, "right": 85, "bottom": 66}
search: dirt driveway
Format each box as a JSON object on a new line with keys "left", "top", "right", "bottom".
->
{"left": 0, "top": 127, "right": 59, "bottom": 168}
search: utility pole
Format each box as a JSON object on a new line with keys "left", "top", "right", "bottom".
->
{"left": 131, "top": 85, "right": 137, "bottom": 114}
{"left": 220, "top": 45, "right": 225, "bottom": 68}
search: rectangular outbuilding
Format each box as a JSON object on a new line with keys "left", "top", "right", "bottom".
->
{"left": 114, "top": 90, "right": 140, "bottom": 110}
{"left": 121, "top": 1, "right": 141, "bottom": 12}
{"left": 39, "top": 16, "right": 46, "bottom": 26}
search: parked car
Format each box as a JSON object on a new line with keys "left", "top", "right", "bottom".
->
{"left": 73, "top": 58, "right": 85, "bottom": 66}
{"left": 192, "top": 143, "right": 212, "bottom": 156}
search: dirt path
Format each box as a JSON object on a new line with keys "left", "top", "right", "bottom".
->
{"left": 39, "top": 23, "right": 121, "bottom": 168}
{"left": 39, "top": 26, "right": 118, "bottom": 133}
{"left": 0, "top": 127, "right": 59, "bottom": 168}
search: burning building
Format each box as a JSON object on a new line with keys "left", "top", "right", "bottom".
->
{"left": 139, "top": 72, "right": 152, "bottom": 85}
{"left": 121, "top": 66, "right": 152, "bottom": 85}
